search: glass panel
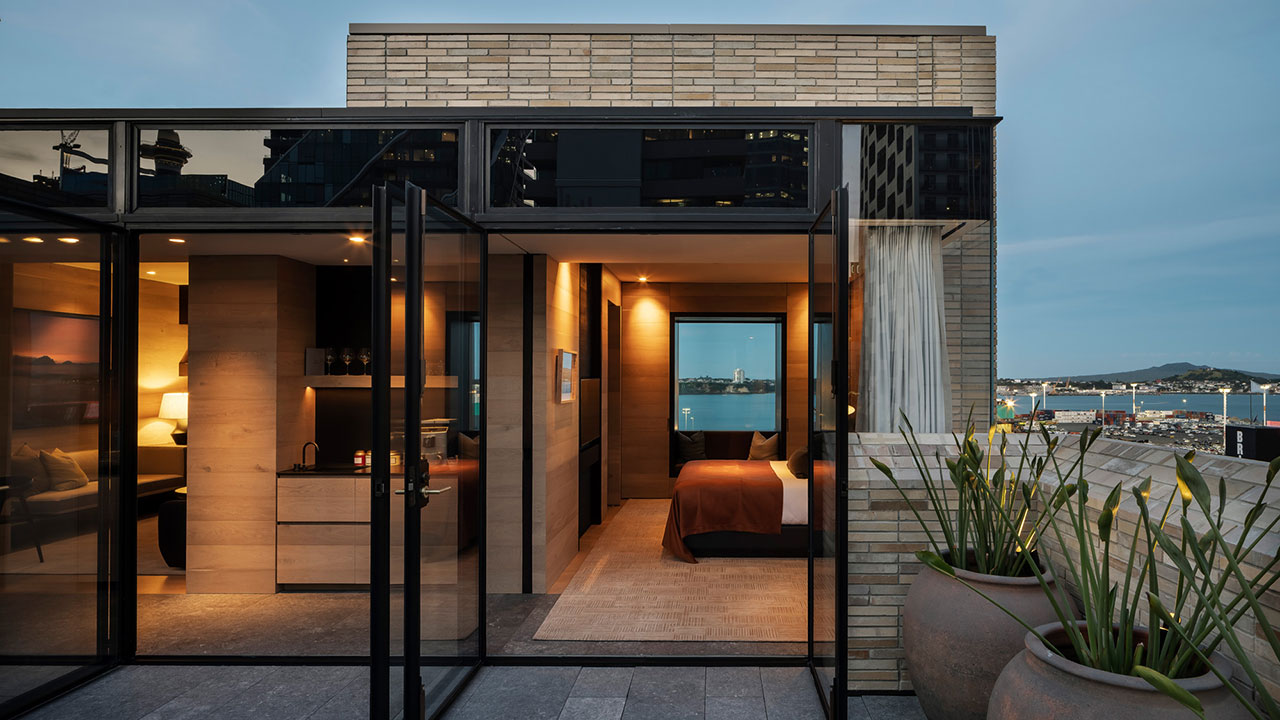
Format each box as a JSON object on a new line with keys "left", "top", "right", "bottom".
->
{"left": 136, "top": 129, "right": 459, "bottom": 208}
{"left": 809, "top": 201, "right": 840, "bottom": 709}
{"left": 405, "top": 199, "right": 483, "bottom": 716}
{"left": 673, "top": 317, "right": 782, "bottom": 432}
{"left": 489, "top": 128, "right": 809, "bottom": 208}
{"left": 133, "top": 230, "right": 380, "bottom": 658}
{"left": 0, "top": 216, "right": 111, "bottom": 712}
{"left": 856, "top": 123, "right": 993, "bottom": 222}
{"left": 0, "top": 129, "right": 111, "bottom": 207}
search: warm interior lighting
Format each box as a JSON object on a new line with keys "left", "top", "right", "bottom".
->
{"left": 637, "top": 276, "right": 649, "bottom": 283}
{"left": 343, "top": 258, "right": 349, "bottom": 263}
{"left": 57, "top": 237, "right": 80, "bottom": 244}
{"left": 349, "top": 235, "right": 366, "bottom": 243}
{"left": 159, "top": 392, "right": 189, "bottom": 445}
{"left": 146, "top": 270, "right": 157, "bottom": 275}
{"left": 22, "top": 237, "right": 43, "bottom": 243}
{"left": 0, "top": 238, "right": 9, "bottom": 243}
{"left": 168, "top": 237, "right": 185, "bottom": 244}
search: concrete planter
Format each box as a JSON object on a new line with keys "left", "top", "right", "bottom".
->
{"left": 989, "top": 622, "right": 1253, "bottom": 720}
{"left": 903, "top": 551, "right": 1060, "bottom": 720}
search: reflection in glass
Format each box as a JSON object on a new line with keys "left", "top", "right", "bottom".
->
{"left": 136, "top": 129, "right": 459, "bottom": 208}
{"left": 490, "top": 128, "right": 809, "bottom": 208}
{"left": 0, "top": 130, "right": 110, "bottom": 206}
{"left": 0, "top": 221, "right": 108, "bottom": 711}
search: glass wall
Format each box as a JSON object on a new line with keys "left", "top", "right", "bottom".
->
{"left": 0, "top": 129, "right": 111, "bottom": 207}
{"left": 0, "top": 214, "right": 113, "bottom": 713}
{"left": 135, "top": 128, "right": 460, "bottom": 208}
{"left": 489, "top": 128, "right": 809, "bottom": 208}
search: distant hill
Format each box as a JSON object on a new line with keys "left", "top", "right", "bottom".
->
{"left": 1010, "top": 362, "right": 1280, "bottom": 383}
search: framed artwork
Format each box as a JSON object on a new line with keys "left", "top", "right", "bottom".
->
{"left": 556, "top": 349, "right": 577, "bottom": 404}
{"left": 11, "top": 309, "right": 100, "bottom": 428}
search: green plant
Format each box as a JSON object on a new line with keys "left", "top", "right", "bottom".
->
{"left": 871, "top": 410, "right": 1077, "bottom": 577}
{"left": 918, "top": 431, "right": 1280, "bottom": 719}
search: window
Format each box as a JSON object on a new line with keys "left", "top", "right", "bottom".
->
{"left": 672, "top": 317, "right": 783, "bottom": 432}
{"left": 489, "top": 128, "right": 809, "bottom": 208}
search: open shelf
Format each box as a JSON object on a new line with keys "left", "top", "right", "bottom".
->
{"left": 303, "top": 375, "right": 458, "bottom": 389}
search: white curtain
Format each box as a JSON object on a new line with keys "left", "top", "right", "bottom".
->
{"left": 857, "top": 225, "right": 952, "bottom": 433}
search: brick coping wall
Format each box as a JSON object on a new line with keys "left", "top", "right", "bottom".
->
{"left": 346, "top": 26, "right": 996, "bottom": 110}
{"left": 849, "top": 431, "right": 1279, "bottom": 701}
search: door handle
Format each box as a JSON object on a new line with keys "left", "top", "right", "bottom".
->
{"left": 395, "top": 485, "right": 453, "bottom": 502}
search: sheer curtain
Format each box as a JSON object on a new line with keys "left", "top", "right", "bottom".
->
{"left": 856, "top": 225, "right": 952, "bottom": 433}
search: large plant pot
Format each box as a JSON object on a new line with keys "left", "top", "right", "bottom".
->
{"left": 903, "top": 551, "right": 1061, "bottom": 720}
{"left": 989, "top": 622, "right": 1253, "bottom": 720}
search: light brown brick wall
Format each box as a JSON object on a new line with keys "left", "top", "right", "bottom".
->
{"left": 346, "top": 30, "right": 996, "bottom": 112}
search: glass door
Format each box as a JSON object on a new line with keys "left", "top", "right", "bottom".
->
{"left": 808, "top": 188, "right": 849, "bottom": 719}
{"left": 371, "top": 182, "right": 485, "bottom": 720}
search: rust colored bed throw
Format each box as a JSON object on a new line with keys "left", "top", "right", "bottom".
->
{"left": 662, "top": 460, "right": 783, "bottom": 563}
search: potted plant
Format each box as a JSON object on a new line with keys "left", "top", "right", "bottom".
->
{"left": 920, "top": 443, "right": 1277, "bottom": 719}
{"left": 871, "top": 414, "right": 1078, "bottom": 720}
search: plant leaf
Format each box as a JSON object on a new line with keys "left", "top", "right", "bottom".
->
{"left": 1099, "top": 483, "right": 1123, "bottom": 543}
{"left": 1175, "top": 453, "right": 1211, "bottom": 513}
{"left": 916, "top": 550, "right": 956, "bottom": 577}
{"left": 1269, "top": 456, "right": 1280, "bottom": 487}
{"left": 870, "top": 458, "right": 894, "bottom": 480}
{"left": 1134, "top": 666, "right": 1205, "bottom": 719}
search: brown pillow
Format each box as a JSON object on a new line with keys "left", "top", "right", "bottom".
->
{"left": 40, "top": 449, "right": 90, "bottom": 492}
{"left": 459, "top": 433, "right": 480, "bottom": 460}
{"left": 11, "top": 443, "right": 50, "bottom": 494}
{"left": 787, "top": 447, "right": 809, "bottom": 479}
{"left": 676, "top": 431, "right": 707, "bottom": 463}
{"left": 748, "top": 431, "right": 779, "bottom": 461}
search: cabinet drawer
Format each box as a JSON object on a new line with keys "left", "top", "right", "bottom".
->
{"left": 276, "top": 524, "right": 361, "bottom": 584}
{"left": 277, "top": 476, "right": 357, "bottom": 523}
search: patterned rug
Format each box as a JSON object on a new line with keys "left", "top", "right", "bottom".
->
{"left": 533, "top": 499, "right": 810, "bottom": 642}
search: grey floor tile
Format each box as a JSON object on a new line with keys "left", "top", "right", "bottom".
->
{"left": 570, "top": 667, "right": 633, "bottom": 698}
{"left": 443, "top": 666, "right": 579, "bottom": 720}
{"left": 207, "top": 665, "right": 359, "bottom": 720}
{"left": 862, "top": 695, "right": 927, "bottom": 720}
{"left": 705, "top": 667, "right": 762, "bottom": 698}
{"left": 620, "top": 698, "right": 704, "bottom": 720}
{"left": 706, "top": 695, "right": 766, "bottom": 720}
{"left": 626, "top": 666, "right": 705, "bottom": 702}
{"left": 559, "top": 696, "right": 626, "bottom": 720}
{"left": 847, "top": 696, "right": 871, "bottom": 720}
{"left": 139, "top": 666, "right": 283, "bottom": 720}
{"left": 760, "top": 667, "right": 825, "bottom": 720}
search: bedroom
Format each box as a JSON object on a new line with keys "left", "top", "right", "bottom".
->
{"left": 482, "top": 231, "right": 824, "bottom": 658}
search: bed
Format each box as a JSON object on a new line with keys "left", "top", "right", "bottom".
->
{"left": 661, "top": 459, "right": 809, "bottom": 562}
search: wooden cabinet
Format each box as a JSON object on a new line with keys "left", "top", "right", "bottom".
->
{"left": 275, "top": 474, "right": 404, "bottom": 586}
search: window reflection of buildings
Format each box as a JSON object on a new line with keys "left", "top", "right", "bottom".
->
{"left": 489, "top": 128, "right": 809, "bottom": 208}
{"left": 858, "top": 124, "right": 992, "bottom": 220}
{"left": 133, "top": 128, "right": 459, "bottom": 208}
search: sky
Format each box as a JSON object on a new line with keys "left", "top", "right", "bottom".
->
{"left": 1, "top": 0, "right": 1277, "bottom": 377}
{"left": 677, "top": 322, "right": 779, "bottom": 379}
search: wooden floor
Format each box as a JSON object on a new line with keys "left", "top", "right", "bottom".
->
{"left": 534, "top": 500, "right": 809, "bottom": 642}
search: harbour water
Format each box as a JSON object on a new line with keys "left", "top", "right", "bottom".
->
{"left": 675, "top": 392, "right": 777, "bottom": 431}
{"left": 1006, "top": 393, "right": 1273, "bottom": 422}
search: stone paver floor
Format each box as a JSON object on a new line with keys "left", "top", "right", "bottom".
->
{"left": 19, "top": 664, "right": 926, "bottom": 720}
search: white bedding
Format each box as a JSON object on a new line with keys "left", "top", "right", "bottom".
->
{"left": 770, "top": 460, "right": 809, "bottom": 525}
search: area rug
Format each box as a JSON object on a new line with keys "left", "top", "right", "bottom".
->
{"left": 533, "top": 499, "right": 809, "bottom": 642}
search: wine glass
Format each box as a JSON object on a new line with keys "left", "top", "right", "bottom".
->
{"left": 358, "top": 348, "right": 371, "bottom": 375}
{"left": 324, "top": 347, "right": 335, "bottom": 375}
{"left": 340, "top": 348, "right": 353, "bottom": 375}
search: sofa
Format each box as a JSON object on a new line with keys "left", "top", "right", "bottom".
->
{"left": 16, "top": 445, "right": 186, "bottom": 517}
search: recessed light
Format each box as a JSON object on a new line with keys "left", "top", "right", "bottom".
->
{"left": 0, "top": 237, "right": 10, "bottom": 243}
{"left": 343, "top": 259, "right": 349, "bottom": 263}
{"left": 57, "top": 237, "right": 80, "bottom": 244}
{"left": 146, "top": 270, "right": 157, "bottom": 276}
{"left": 23, "top": 237, "right": 43, "bottom": 244}
{"left": 637, "top": 276, "right": 648, "bottom": 283}
{"left": 349, "top": 236, "right": 366, "bottom": 243}
{"left": 168, "top": 238, "right": 185, "bottom": 244}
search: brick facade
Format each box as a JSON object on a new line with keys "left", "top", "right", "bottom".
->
{"left": 346, "top": 25, "right": 996, "bottom": 112}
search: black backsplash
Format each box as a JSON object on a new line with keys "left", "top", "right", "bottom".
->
{"left": 315, "top": 266, "right": 372, "bottom": 358}
{"left": 314, "top": 389, "right": 372, "bottom": 465}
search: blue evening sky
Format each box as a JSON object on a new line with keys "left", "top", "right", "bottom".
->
{"left": 677, "top": 322, "right": 778, "bottom": 379}
{"left": 2, "top": 0, "right": 1277, "bottom": 377}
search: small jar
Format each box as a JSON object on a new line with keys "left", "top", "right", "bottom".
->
{"left": 354, "top": 450, "right": 366, "bottom": 467}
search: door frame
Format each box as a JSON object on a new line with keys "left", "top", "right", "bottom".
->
{"left": 807, "top": 188, "right": 850, "bottom": 720}
{"left": 370, "top": 182, "right": 489, "bottom": 720}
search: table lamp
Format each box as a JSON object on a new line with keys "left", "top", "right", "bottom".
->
{"left": 159, "top": 392, "right": 189, "bottom": 446}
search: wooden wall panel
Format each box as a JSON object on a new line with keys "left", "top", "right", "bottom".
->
{"left": 602, "top": 268, "right": 622, "bottom": 509}
{"left": 542, "top": 258, "right": 579, "bottom": 591}
{"left": 138, "top": 276, "right": 188, "bottom": 447}
{"left": 485, "top": 255, "right": 524, "bottom": 594}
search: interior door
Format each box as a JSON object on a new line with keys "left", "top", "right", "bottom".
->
{"left": 371, "top": 183, "right": 485, "bottom": 720}
{"left": 808, "top": 188, "right": 850, "bottom": 719}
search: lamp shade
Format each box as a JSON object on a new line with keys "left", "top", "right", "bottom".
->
{"left": 158, "top": 392, "right": 188, "bottom": 420}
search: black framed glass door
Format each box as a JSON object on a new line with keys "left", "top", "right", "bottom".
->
{"left": 808, "top": 188, "right": 849, "bottom": 719}
{"left": 371, "top": 182, "right": 485, "bottom": 720}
